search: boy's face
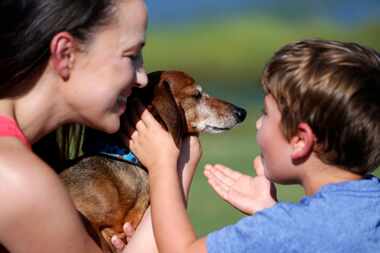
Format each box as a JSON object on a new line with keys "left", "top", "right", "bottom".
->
{"left": 256, "top": 94, "right": 298, "bottom": 184}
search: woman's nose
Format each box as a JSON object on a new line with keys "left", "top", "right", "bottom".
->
{"left": 135, "top": 68, "right": 148, "bottom": 88}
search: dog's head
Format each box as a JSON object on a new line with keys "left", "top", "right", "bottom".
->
{"left": 124, "top": 71, "right": 246, "bottom": 145}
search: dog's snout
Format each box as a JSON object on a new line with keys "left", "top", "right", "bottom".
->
{"left": 233, "top": 106, "right": 247, "bottom": 123}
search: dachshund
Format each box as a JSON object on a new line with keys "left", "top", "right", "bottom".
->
{"left": 59, "top": 70, "right": 247, "bottom": 252}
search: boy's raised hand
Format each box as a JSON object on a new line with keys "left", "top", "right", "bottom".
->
{"left": 204, "top": 156, "right": 277, "bottom": 215}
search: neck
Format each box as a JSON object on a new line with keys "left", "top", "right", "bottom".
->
{"left": 0, "top": 72, "right": 70, "bottom": 144}
{"left": 299, "top": 157, "right": 363, "bottom": 196}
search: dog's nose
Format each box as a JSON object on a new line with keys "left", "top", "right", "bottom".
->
{"left": 233, "top": 106, "right": 247, "bottom": 123}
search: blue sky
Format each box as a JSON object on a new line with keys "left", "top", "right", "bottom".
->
{"left": 146, "top": 0, "right": 380, "bottom": 26}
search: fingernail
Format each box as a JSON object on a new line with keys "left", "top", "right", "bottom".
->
{"left": 124, "top": 223, "right": 133, "bottom": 233}
{"left": 111, "top": 236, "right": 123, "bottom": 249}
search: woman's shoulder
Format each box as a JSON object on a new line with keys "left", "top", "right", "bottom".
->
{"left": 0, "top": 139, "right": 66, "bottom": 210}
{"left": 0, "top": 142, "right": 100, "bottom": 252}
{"left": 0, "top": 140, "right": 88, "bottom": 248}
{"left": 0, "top": 138, "right": 51, "bottom": 181}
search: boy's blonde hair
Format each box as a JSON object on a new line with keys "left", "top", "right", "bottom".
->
{"left": 262, "top": 39, "right": 380, "bottom": 174}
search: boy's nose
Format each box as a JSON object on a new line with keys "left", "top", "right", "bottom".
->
{"left": 256, "top": 117, "right": 262, "bottom": 130}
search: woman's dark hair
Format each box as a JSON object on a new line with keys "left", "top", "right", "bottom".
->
{"left": 0, "top": 0, "right": 116, "bottom": 95}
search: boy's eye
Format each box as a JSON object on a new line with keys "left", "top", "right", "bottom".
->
{"left": 261, "top": 108, "right": 267, "bottom": 115}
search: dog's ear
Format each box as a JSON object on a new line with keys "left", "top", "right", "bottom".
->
{"left": 122, "top": 71, "right": 185, "bottom": 147}
{"left": 151, "top": 79, "right": 185, "bottom": 147}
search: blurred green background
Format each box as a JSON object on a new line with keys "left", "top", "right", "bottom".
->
{"left": 144, "top": 0, "right": 380, "bottom": 236}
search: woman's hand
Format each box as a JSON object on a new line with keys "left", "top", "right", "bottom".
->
{"left": 204, "top": 156, "right": 277, "bottom": 215}
{"left": 112, "top": 223, "right": 135, "bottom": 252}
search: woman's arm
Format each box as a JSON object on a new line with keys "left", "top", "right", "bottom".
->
{"left": 0, "top": 146, "right": 102, "bottom": 253}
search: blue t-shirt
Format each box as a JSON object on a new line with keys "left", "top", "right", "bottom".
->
{"left": 207, "top": 176, "right": 380, "bottom": 253}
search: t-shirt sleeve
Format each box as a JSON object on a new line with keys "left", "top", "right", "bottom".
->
{"left": 206, "top": 203, "right": 302, "bottom": 253}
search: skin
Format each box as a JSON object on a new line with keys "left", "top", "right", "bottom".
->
{"left": 126, "top": 93, "right": 364, "bottom": 253}
{"left": 0, "top": 0, "right": 148, "bottom": 252}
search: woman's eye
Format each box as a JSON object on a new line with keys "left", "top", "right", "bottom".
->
{"left": 261, "top": 108, "right": 267, "bottom": 116}
{"left": 130, "top": 54, "right": 140, "bottom": 61}
{"left": 125, "top": 52, "right": 142, "bottom": 61}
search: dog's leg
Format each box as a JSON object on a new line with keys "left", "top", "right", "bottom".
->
{"left": 124, "top": 184, "right": 150, "bottom": 229}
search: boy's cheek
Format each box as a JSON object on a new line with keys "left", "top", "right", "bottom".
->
{"left": 256, "top": 130, "right": 265, "bottom": 149}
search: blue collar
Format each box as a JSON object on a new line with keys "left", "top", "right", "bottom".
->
{"left": 91, "top": 143, "right": 140, "bottom": 166}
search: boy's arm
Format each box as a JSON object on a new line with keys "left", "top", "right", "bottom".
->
{"left": 127, "top": 106, "right": 208, "bottom": 253}
{"left": 204, "top": 157, "right": 277, "bottom": 215}
{"left": 120, "top": 136, "right": 203, "bottom": 253}
{"left": 149, "top": 153, "right": 208, "bottom": 253}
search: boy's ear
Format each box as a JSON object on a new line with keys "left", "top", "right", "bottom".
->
{"left": 290, "top": 122, "right": 316, "bottom": 162}
{"left": 50, "top": 32, "right": 76, "bottom": 81}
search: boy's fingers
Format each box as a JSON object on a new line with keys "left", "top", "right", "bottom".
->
{"left": 207, "top": 177, "right": 229, "bottom": 200}
{"left": 205, "top": 167, "right": 230, "bottom": 192}
{"left": 214, "top": 164, "right": 242, "bottom": 180}
{"left": 211, "top": 166, "right": 235, "bottom": 187}
{"left": 253, "top": 156, "right": 265, "bottom": 176}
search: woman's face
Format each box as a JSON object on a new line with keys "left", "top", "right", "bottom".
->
{"left": 65, "top": 0, "right": 148, "bottom": 133}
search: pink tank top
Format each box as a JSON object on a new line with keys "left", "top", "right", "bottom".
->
{"left": 0, "top": 116, "right": 31, "bottom": 148}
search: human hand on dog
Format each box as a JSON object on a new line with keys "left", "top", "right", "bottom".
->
{"left": 111, "top": 222, "right": 135, "bottom": 252}
{"left": 124, "top": 100, "right": 180, "bottom": 175}
{"left": 204, "top": 156, "right": 277, "bottom": 215}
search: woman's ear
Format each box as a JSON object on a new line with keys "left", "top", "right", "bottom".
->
{"left": 290, "top": 122, "right": 316, "bottom": 163}
{"left": 50, "top": 32, "right": 76, "bottom": 81}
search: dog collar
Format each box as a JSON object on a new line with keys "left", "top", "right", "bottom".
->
{"left": 91, "top": 143, "right": 140, "bottom": 166}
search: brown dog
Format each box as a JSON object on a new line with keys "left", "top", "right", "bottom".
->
{"left": 60, "top": 70, "right": 246, "bottom": 252}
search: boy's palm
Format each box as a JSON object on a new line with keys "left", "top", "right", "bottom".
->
{"left": 204, "top": 157, "right": 277, "bottom": 215}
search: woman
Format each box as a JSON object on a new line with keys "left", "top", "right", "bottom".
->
{"left": 0, "top": 0, "right": 151, "bottom": 252}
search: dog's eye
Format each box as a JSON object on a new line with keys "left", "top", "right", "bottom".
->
{"left": 193, "top": 91, "right": 202, "bottom": 99}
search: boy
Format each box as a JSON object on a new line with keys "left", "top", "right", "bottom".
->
{"left": 127, "top": 39, "right": 380, "bottom": 252}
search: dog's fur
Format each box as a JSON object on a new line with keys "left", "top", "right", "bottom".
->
{"left": 59, "top": 70, "right": 246, "bottom": 252}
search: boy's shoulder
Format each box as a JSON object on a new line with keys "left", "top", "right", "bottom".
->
{"left": 207, "top": 176, "right": 380, "bottom": 253}
{"left": 285, "top": 176, "right": 380, "bottom": 219}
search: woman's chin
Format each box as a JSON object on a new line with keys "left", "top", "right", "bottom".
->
{"left": 94, "top": 116, "right": 121, "bottom": 134}
{"left": 106, "top": 119, "right": 121, "bottom": 134}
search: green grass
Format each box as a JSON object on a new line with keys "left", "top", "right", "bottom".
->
{"left": 144, "top": 16, "right": 380, "bottom": 86}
